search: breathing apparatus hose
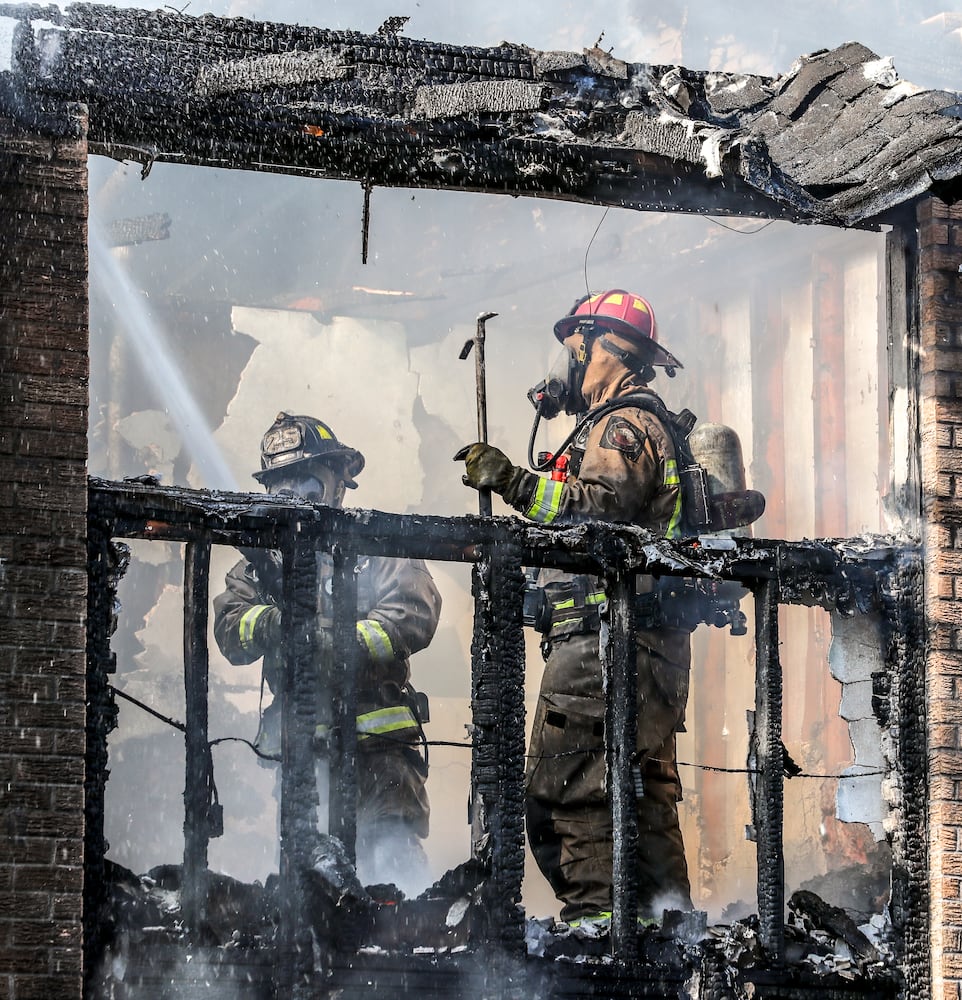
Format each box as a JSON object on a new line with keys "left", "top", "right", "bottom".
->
{"left": 527, "top": 396, "right": 655, "bottom": 474}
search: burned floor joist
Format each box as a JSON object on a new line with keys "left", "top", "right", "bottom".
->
{"left": 84, "top": 477, "right": 921, "bottom": 998}
{"left": 3, "top": 3, "right": 962, "bottom": 226}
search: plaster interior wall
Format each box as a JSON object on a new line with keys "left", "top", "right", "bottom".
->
{"left": 88, "top": 154, "right": 904, "bottom": 923}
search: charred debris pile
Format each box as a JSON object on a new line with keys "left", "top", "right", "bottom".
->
{"left": 95, "top": 842, "right": 899, "bottom": 999}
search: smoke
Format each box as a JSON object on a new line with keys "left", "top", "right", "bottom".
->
{"left": 88, "top": 219, "right": 238, "bottom": 490}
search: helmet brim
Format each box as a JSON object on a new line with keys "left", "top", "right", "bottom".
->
{"left": 553, "top": 315, "right": 684, "bottom": 370}
{"left": 253, "top": 447, "right": 365, "bottom": 487}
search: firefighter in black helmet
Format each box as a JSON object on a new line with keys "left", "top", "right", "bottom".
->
{"left": 213, "top": 412, "right": 442, "bottom": 893}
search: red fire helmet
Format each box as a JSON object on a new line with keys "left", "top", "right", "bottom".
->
{"left": 553, "top": 289, "right": 683, "bottom": 370}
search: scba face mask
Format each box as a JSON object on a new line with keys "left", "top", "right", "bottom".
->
{"left": 526, "top": 341, "right": 589, "bottom": 419}
{"left": 266, "top": 463, "right": 347, "bottom": 508}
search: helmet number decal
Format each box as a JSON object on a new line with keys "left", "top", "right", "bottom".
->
{"left": 600, "top": 416, "right": 645, "bottom": 462}
{"left": 262, "top": 425, "right": 303, "bottom": 456}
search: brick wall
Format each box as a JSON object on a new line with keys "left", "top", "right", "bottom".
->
{"left": 920, "top": 196, "right": 962, "bottom": 1000}
{"left": 0, "top": 110, "right": 89, "bottom": 999}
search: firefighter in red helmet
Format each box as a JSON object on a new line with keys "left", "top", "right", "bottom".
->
{"left": 214, "top": 412, "right": 442, "bottom": 894}
{"left": 456, "top": 290, "right": 693, "bottom": 926}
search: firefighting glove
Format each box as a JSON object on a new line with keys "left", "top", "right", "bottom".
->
{"left": 253, "top": 605, "right": 282, "bottom": 648}
{"left": 454, "top": 443, "right": 530, "bottom": 505}
{"left": 314, "top": 626, "right": 383, "bottom": 666}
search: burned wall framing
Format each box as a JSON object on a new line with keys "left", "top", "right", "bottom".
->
{"left": 83, "top": 479, "right": 921, "bottom": 999}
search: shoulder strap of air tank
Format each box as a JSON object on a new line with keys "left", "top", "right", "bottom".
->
{"left": 582, "top": 391, "right": 674, "bottom": 431}
{"left": 567, "top": 392, "right": 674, "bottom": 478}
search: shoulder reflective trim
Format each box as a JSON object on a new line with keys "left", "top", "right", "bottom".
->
{"left": 552, "top": 597, "right": 575, "bottom": 610}
{"left": 239, "top": 604, "right": 273, "bottom": 651}
{"left": 356, "top": 618, "right": 395, "bottom": 662}
{"left": 664, "top": 457, "right": 683, "bottom": 540}
{"left": 586, "top": 591, "right": 606, "bottom": 605}
{"left": 356, "top": 705, "right": 418, "bottom": 739}
{"left": 525, "top": 476, "right": 563, "bottom": 525}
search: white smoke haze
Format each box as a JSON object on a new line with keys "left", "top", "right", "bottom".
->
{"left": 88, "top": 0, "right": 922, "bottom": 927}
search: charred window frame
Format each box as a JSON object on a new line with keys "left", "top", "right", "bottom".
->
{"left": 85, "top": 478, "right": 923, "bottom": 987}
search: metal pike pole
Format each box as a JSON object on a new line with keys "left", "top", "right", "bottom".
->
{"left": 459, "top": 311, "right": 497, "bottom": 516}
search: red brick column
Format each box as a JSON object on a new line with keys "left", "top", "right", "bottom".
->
{"left": 0, "top": 109, "right": 88, "bottom": 1000}
{"left": 919, "top": 196, "right": 962, "bottom": 1000}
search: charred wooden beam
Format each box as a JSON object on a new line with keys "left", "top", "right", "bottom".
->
{"left": 83, "top": 523, "right": 126, "bottom": 996}
{"left": 603, "top": 570, "right": 640, "bottom": 959}
{"left": 88, "top": 479, "right": 908, "bottom": 624}
{"left": 469, "top": 545, "right": 526, "bottom": 964}
{"left": 276, "top": 533, "right": 320, "bottom": 992}
{"left": 329, "top": 544, "right": 359, "bottom": 862}
{"left": 752, "top": 579, "right": 785, "bottom": 960}
{"left": 883, "top": 552, "right": 929, "bottom": 1000}
{"left": 182, "top": 537, "right": 212, "bottom": 938}
{"left": 5, "top": 3, "right": 962, "bottom": 225}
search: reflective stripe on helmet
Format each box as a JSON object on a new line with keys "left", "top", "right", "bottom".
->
{"left": 239, "top": 604, "right": 274, "bottom": 651}
{"left": 525, "top": 476, "right": 563, "bottom": 524}
{"left": 356, "top": 618, "right": 395, "bottom": 661}
{"left": 664, "top": 457, "right": 683, "bottom": 540}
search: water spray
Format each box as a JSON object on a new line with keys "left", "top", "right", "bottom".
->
{"left": 89, "top": 218, "right": 238, "bottom": 490}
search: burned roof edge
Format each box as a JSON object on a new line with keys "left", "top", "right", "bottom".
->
{"left": 1, "top": 2, "right": 961, "bottom": 226}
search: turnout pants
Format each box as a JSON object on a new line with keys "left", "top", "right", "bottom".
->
{"left": 525, "top": 631, "right": 692, "bottom": 922}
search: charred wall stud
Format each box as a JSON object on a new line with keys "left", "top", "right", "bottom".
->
{"left": 83, "top": 522, "right": 124, "bottom": 995}
{"left": 469, "top": 543, "right": 527, "bottom": 967}
{"left": 277, "top": 530, "right": 321, "bottom": 993}
{"left": 603, "top": 568, "right": 641, "bottom": 960}
{"left": 752, "top": 579, "right": 786, "bottom": 960}
{"left": 181, "top": 537, "right": 214, "bottom": 938}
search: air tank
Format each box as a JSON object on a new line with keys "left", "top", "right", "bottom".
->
{"left": 688, "top": 422, "right": 752, "bottom": 537}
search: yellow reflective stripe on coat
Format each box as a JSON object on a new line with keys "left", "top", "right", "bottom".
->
{"left": 239, "top": 604, "right": 273, "bottom": 651}
{"left": 549, "top": 590, "right": 607, "bottom": 635}
{"left": 550, "top": 591, "right": 606, "bottom": 612}
{"left": 356, "top": 705, "right": 418, "bottom": 739}
{"left": 525, "top": 476, "right": 563, "bottom": 524}
{"left": 315, "top": 706, "right": 419, "bottom": 742}
{"left": 356, "top": 618, "right": 395, "bottom": 662}
{"left": 550, "top": 616, "right": 586, "bottom": 634}
{"left": 664, "top": 457, "right": 683, "bottom": 540}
